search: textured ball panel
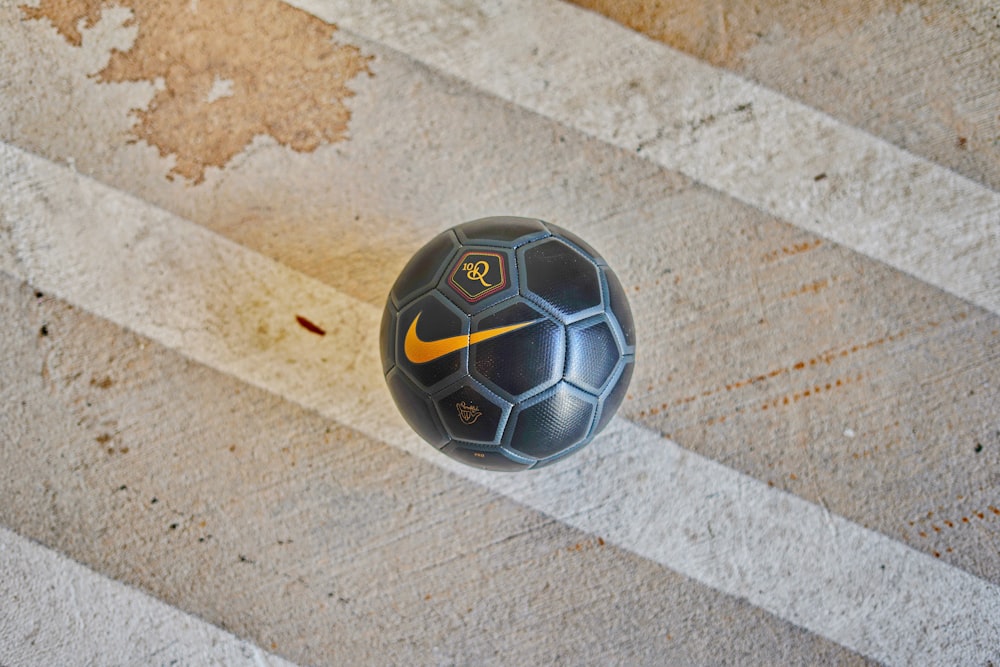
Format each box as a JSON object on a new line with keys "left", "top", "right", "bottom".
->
{"left": 390, "top": 230, "right": 460, "bottom": 308}
{"left": 396, "top": 291, "right": 469, "bottom": 393}
{"left": 379, "top": 299, "right": 396, "bottom": 375}
{"left": 455, "top": 216, "right": 550, "bottom": 247}
{"left": 434, "top": 380, "right": 510, "bottom": 445}
{"left": 385, "top": 368, "right": 449, "bottom": 448}
{"left": 594, "top": 360, "right": 634, "bottom": 435}
{"left": 603, "top": 266, "right": 636, "bottom": 350}
{"left": 440, "top": 442, "right": 533, "bottom": 471}
{"left": 565, "top": 315, "right": 620, "bottom": 393}
{"left": 520, "top": 238, "right": 603, "bottom": 322}
{"left": 544, "top": 221, "right": 606, "bottom": 266}
{"left": 508, "top": 382, "right": 597, "bottom": 458}
{"left": 471, "top": 300, "right": 564, "bottom": 401}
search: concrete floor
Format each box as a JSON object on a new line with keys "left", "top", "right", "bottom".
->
{"left": 2, "top": 0, "right": 999, "bottom": 664}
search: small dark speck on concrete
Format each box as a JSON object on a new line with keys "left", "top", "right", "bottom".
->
{"left": 150, "top": 497, "right": 158, "bottom": 504}
{"left": 296, "top": 315, "right": 325, "bottom": 336}
{"left": 118, "top": 485, "right": 127, "bottom": 491}
{"left": 814, "top": 173, "right": 827, "bottom": 182}
{"left": 39, "top": 324, "right": 49, "bottom": 337}
{"left": 169, "top": 523, "right": 178, "bottom": 530}
{"left": 35, "top": 290, "right": 44, "bottom": 298}
{"left": 974, "top": 443, "right": 983, "bottom": 453}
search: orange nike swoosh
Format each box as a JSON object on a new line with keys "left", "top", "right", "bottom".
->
{"left": 404, "top": 312, "right": 539, "bottom": 364}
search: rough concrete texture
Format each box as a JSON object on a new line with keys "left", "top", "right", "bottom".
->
{"left": 0, "top": 275, "right": 870, "bottom": 665}
{"left": 0, "top": 528, "right": 295, "bottom": 666}
{"left": 1, "top": 0, "right": 999, "bottom": 664}
{"left": 571, "top": 0, "right": 1000, "bottom": 191}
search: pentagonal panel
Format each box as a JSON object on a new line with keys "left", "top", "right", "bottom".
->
{"left": 379, "top": 299, "right": 396, "bottom": 376}
{"left": 390, "top": 230, "right": 460, "bottom": 308}
{"left": 433, "top": 379, "right": 511, "bottom": 445}
{"left": 603, "top": 266, "right": 636, "bottom": 351}
{"left": 385, "top": 368, "right": 449, "bottom": 448}
{"left": 594, "top": 359, "right": 634, "bottom": 435}
{"left": 507, "top": 382, "right": 597, "bottom": 459}
{"left": 439, "top": 442, "right": 533, "bottom": 472}
{"left": 519, "top": 238, "right": 603, "bottom": 323}
{"left": 565, "top": 315, "right": 622, "bottom": 394}
{"left": 396, "top": 291, "right": 470, "bottom": 394}
{"left": 470, "top": 299, "right": 564, "bottom": 402}
{"left": 544, "top": 222, "right": 607, "bottom": 266}
{"left": 455, "top": 216, "right": 550, "bottom": 248}
{"left": 439, "top": 246, "right": 518, "bottom": 315}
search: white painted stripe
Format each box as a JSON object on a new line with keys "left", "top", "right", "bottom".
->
{"left": 0, "top": 526, "right": 297, "bottom": 667}
{"left": 2, "top": 143, "right": 999, "bottom": 665}
{"left": 285, "top": 0, "right": 1000, "bottom": 316}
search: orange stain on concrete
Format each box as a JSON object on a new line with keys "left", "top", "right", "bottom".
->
{"left": 22, "top": 0, "right": 372, "bottom": 183}
{"left": 568, "top": 0, "right": 904, "bottom": 68}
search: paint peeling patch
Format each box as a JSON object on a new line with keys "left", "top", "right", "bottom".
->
{"left": 20, "top": 0, "right": 373, "bottom": 184}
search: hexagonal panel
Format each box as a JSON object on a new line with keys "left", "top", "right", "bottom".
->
{"left": 396, "top": 291, "right": 470, "bottom": 394}
{"left": 433, "top": 379, "right": 511, "bottom": 445}
{"left": 544, "top": 222, "right": 607, "bottom": 266}
{"left": 385, "top": 368, "right": 448, "bottom": 448}
{"left": 470, "top": 299, "right": 564, "bottom": 402}
{"left": 455, "top": 216, "right": 550, "bottom": 248}
{"left": 439, "top": 442, "right": 533, "bottom": 472}
{"left": 565, "top": 315, "right": 622, "bottom": 394}
{"left": 379, "top": 299, "right": 396, "bottom": 376}
{"left": 603, "top": 266, "right": 636, "bottom": 351}
{"left": 439, "top": 246, "right": 518, "bottom": 315}
{"left": 594, "top": 359, "right": 634, "bottom": 436}
{"left": 519, "top": 238, "right": 603, "bottom": 323}
{"left": 506, "top": 382, "right": 597, "bottom": 459}
{"left": 390, "top": 230, "right": 460, "bottom": 308}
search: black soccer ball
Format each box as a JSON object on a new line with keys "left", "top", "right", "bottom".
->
{"left": 380, "top": 217, "right": 635, "bottom": 471}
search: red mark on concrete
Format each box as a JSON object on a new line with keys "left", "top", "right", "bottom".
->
{"left": 296, "top": 315, "right": 325, "bottom": 336}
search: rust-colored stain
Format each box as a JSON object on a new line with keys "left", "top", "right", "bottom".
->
{"left": 565, "top": 537, "right": 606, "bottom": 553}
{"left": 760, "top": 373, "right": 865, "bottom": 411}
{"left": 569, "top": 0, "right": 904, "bottom": 68}
{"left": 90, "top": 375, "right": 113, "bottom": 389}
{"left": 649, "top": 312, "right": 962, "bottom": 414}
{"left": 295, "top": 315, "right": 326, "bottom": 336}
{"left": 781, "top": 278, "right": 834, "bottom": 299}
{"left": 907, "top": 504, "right": 998, "bottom": 560}
{"left": 762, "top": 238, "right": 823, "bottom": 263}
{"left": 22, "top": 0, "right": 372, "bottom": 183}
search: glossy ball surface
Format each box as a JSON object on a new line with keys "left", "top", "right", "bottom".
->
{"left": 380, "top": 217, "right": 635, "bottom": 471}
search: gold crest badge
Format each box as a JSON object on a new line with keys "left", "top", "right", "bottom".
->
{"left": 456, "top": 401, "right": 483, "bottom": 425}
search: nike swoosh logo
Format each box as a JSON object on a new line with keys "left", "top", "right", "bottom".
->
{"left": 404, "top": 312, "right": 539, "bottom": 364}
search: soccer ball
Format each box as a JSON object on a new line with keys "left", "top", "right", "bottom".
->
{"left": 380, "top": 216, "right": 635, "bottom": 471}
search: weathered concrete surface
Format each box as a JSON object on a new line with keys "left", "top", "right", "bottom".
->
{"left": 0, "top": 274, "right": 872, "bottom": 665}
{"left": 0, "top": 528, "right": 295, "bottom": 666}
{"left": 571, "top": 0, "right": 1000, "bottom": 191}
{"left": 2, "top": 0, "right": 999, "bottom": 663}
{"left": 285, "top": 0, "right": 1000, "bottom": 316}
{"left": 2, "top": 143, "right": 998, "bottom": 663}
